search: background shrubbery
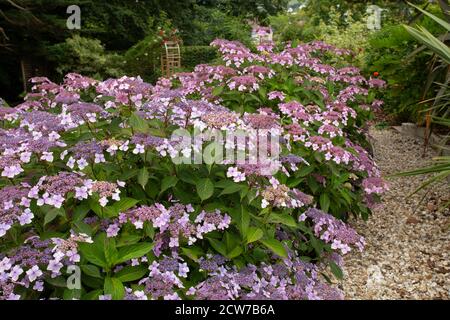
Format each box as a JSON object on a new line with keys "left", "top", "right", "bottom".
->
{"left": 0, "top": 0, "right": 448, "bottom": 126}
{"left": 181, "top": 46, "right": 219, "bottom": 70}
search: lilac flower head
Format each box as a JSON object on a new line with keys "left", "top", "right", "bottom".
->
{"left": 305, "top": 208, "right": 365, "bottom": 254}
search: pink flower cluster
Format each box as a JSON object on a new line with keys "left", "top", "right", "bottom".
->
{"left": 107, "top": 204, "right": 231, "bottom": 255}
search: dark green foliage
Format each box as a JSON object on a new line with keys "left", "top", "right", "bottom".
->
{"left": 181, "top": 5, "right": 252, "bottom": 46}
{"left": 364, "top": 25, "right": 426, "bottom": 122}
{"left": 121, "top": 34, "right": 162, "bottom": 83}
{"left": 364, "top": 7, "right": 449, "bottom": 123}
{"left": 302, "top": 0, "right": 426, "bottom": 26}
{"left": 1, "top": 0, "right": 288, "bottom": 103}
{"left": 181, "top": 46, "right": 219, "bottom": 70}
{"left": 46, "top": 35, "right": 125, "bottom": 80}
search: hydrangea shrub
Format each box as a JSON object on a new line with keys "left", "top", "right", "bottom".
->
{"left": 0, "top": 39, "right": 386, "bottom": 300}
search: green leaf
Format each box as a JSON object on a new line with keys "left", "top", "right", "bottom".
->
{"left": 268, "top": 213, "right": 297, "bottom": 227}
{"left": 81, "top": 274, "right": 103, "bottom": 289}
{"left": 239, "top": 207, "right": 250, "bottom": 236}
{"left": 44, "top": 207, "right": 64, "bottom": 226}
{"left": 207, "top": 238, "right": 227, "bottom": 256}
{"left": 160, "top": 176, "right": 179, "bottom": 194}
{"left": 260, "top": 239, "right": 288, "bottom": 258}
{"left": 227, "top": 246, "right": 243, "bottom": 259}
{"left": 73, "top": 203, "right": 90, "bottom": 222}
{"left": 115, "top": 265, "right": 148, "bottom": 282}
{"left": 45, "top": 276, "right": 69, "bottom": 288}
{"left": 117, "top": 234, "right": 142, "bottom": 247}
{"left": 82, "top": 289, "right": 103, "bottom": 300}
{"left": 177, "top": 169, "right": 198, "bottom": 185}
{"left": 137, "top": 167, "right": 149, "bottom": 189}
{"left": 246, "top": 227, "right": 263, "bottom": 244}
{"left": 63, "top": 288, "right": 83, "bottom": 300}
{"left": 119, "top": 168, "right": 139, "bottom": 181}
{"left": 116, "top": 242, "right": 154, "bottom": 264}
{"left": 339, "top": 189, "right": 353, "bottom": 205}
{"left": 310, "top": 236, "right": 324, "bottom": 255}
{"left": 81, "top": 265, "right": 103, "bottom": 279}
{"left": 297, "top": 165, "right": 315, "bottom": 177}
{"left": 408, "top": 2, "right": 450, "bottom": 31}
{"left": 103, "top": 206, "right": 119, "bottom": 219}
{"left": 219, "top": 183, "right": 242, "bottom": 196}
{"left": 103, "top": 237, "right": 119, "bottom": 267}
{"left": 144, "top": 223, "right": 155, "bottom": 240}
{"left": 78, "top": 242, "right": 107, "bottom": 269}
{"left": 224, "top": 231, "right": 240, "bottom": 252}
{"left": 113, "top": 198, "right": 140, "bottom": 212}
{"left": 320, "top": 193, "right": 331, "bottom": 212}
{"left": 246, "top": 188, "right": 259, "bottom": 203}
{"left": 240, "top": 186, "right": 249, "bottom": 200}
{"left": 104, "top": 277, "right": 125, "bottom": 300}
{"left": 88, "top": 197, "right": 103, "bottom": 218}
{"left": 181, "top": 246, "right": 204, "bottom": 262}
{"left": 196, "top": 178, "right": 214, "bottom": 201}
{"left": 212, "top": 85, "right": 224, "bottom": 96}
{"left": 330, "top": 261, "right": 344, "bottom": 280}
{"left": 129, "top": 112, "right": 149, "bottom": 133}
{"left": 404, "top": 25, "right": 450, "bottom": 64}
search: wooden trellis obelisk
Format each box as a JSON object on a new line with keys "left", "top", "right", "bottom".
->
{"left": 161, "top": 41, "right": 181, "bottom": 78}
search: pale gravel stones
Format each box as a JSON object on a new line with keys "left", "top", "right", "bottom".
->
{"left": 342, "top": 128, "right": 450, "bottom": 300}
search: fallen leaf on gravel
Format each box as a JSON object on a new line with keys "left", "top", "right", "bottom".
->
{"left": 406, "top": 216, "right": 420, "bottom": 224}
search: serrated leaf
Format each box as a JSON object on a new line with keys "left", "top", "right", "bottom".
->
{"left": 246, "top": 227, "right": 263, "bottom": 244}
{"left": 160, "top": 176, "right": 179, "bottom": 194}
{"left": 207, "top": 238, "right": 227, "bottom": 256}
{"left": 240, "top": 208, "right": 250, "bottom": 236}
{"left": 44, "top": 208, "right": 64, "bottom": 226}
{"left": 81, "top": 265, "right": 102, "bottom": 279}
{"left": 78, "top": 242, "right": 107, "bottom": 269}
{"left": 82, "top": 289, "right": 103, "bottom": 300}
{"left": 181, "top": 246, "right": 204, "bottom": 262}
{"left": 196, "top": 178, "right": 214, "bottom": 201}
{"left": 260, "top": 238, "right": 288, "bottom": 258}
{"left": 115, "top": 265, "right": 148, "bottom": 282}
{"left": 117, "top": 234, "right": 142, "bottom": 247}
{"left": 88, "top": 196, "right": 103, "bottom": 217}
{"left": 104, "top": 277, "right": 125, "bottom": 300}
{"left": 113, "top": 197, "right": 140, "bottom": 212}
{"left": 320, "top": 193, "right": 330, "bottom": 212}
{"left": 219, "top": 183, "right": 242, "bottom": 196}
{"left": 129, "top": 112, "right": 149, "bottom": 133}
{"left": 144, "top": 223, "right": 155, "bottom": 239}
{"left": 116, "top": 242, "right": 154, "bottom": 264}
{"left": 119, "top": 169, "right": 139, "bottom": 181}
{"left": 45, "top": 276, "right": 69, "bottom": 288}
{"left": 297, "top": 165, "right": 315, "bottom": 177}
{"left": 103, "top": 237, "right": 118, "bottom": 267}
{"left": 73, "top": 203, "right": 90, "bottom": 222}
{"left": 137, "top": 167, "right": 149, "bottom": 189}
{"left": 212, "top": 85, "right": 224, "bottom": 96}
{"left": 227, "top": 246, "right": 243, "bottom": 259}
{"left": 63, "top": 288, "right": 83, "bottom": 300}
{"left": 268, "top": 213, "right": 297, "bottom": 227}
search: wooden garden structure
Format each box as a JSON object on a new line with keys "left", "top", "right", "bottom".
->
{"left": 161, "top": 41, "right": 181, "bottom": 78}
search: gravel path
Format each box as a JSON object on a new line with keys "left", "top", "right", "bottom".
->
{"left": 342, "top": 128, "right": 450, "bottom": 300}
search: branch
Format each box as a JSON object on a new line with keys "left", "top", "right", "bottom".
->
{"left": 6, "top": 0, "right": 26, "bottom": 11}
{"left": 0, "top": 27, "right": 9, "bottom": 41}
{"left": 0, "top": 9, "right": 22, "bottom": 25}
{"left": 0, "top": 7, "right": 44, "bottom": 27}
